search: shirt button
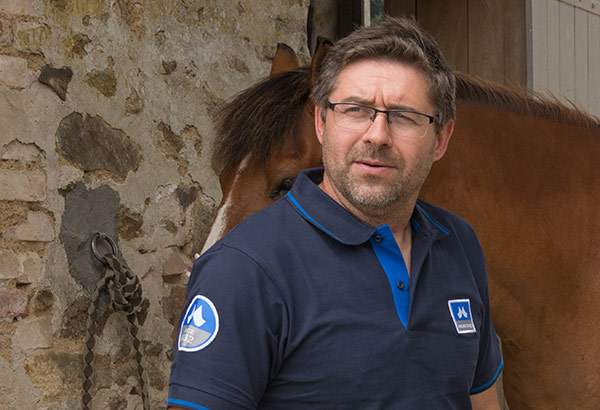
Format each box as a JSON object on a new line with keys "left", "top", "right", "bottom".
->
{"left": 397, "top": 281, "right": 405, "bottom": 290}
{"left": 373, "top": 235, "right": 383, "bottom": 243}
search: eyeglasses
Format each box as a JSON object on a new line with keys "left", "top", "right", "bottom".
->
{"left": 326, "top": 101, "right": 436, "bottom": 139}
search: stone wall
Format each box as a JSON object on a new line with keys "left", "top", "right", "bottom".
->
{"left": 0, "top": 1, "right": 310, "bottom": 408}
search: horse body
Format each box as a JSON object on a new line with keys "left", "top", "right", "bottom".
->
{"left": 202, "top": 44, "right": 600, "bottom": 408}
{"left": 421, "top": 98, "right": 600, "bottom": 408}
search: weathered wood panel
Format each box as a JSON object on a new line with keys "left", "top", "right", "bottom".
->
{"left": 386, "top": 0, "right": 527, "bottom": 85}
{"left": 504, "top": 0, "right": 528, "bottom": 86}
{"left": 559, "top": 2, "right": 575, "bottom": 100}
{"left": 469, "top": 0, "right": 505, "bottom": 82}
{"left": 530, "top": 0, "right": 600, "bottom": 116}
{"left": 589, "top": 13, "right": 600, "bottom": 117}
{"left": 418, "top": 0, "right": 469, "bottom": 73}
{"left": 547, "top": 0, "right": 561, "bottom": 93}
{"left": 384, "top": 0, "right": 415, "bottom": 17}
{"left": 575, "top": 7, "right": 589, "bottom": 108}
{"left": 531, "top": 0, "right": 549, "bottom": 90}
{"left": 385, "top": 0, "right": 600, "bottom": 115}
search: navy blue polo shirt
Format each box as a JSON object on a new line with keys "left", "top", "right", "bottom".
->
{"left": 168, "top": 168, "right": 503, "bottom": 410}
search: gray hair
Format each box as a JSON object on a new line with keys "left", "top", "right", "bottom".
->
{"left": 310, "top": 16, "right": 456, "bottom": 133}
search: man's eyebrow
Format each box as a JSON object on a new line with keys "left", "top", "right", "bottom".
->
{"left": 336, "top": 95, "right": 373, "bottom": 105}
{"left": 337, "top": 96, "right": 420, "bottom": 112}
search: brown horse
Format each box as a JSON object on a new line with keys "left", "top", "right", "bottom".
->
{"left": 202, "top": 44, "right": 600, "bottom": 409}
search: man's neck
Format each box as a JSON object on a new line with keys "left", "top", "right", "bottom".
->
{"left": 317, "top": 173, "right": 417, "bottom": 241}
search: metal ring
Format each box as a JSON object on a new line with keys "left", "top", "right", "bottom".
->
{"left": 91, "top": 232, "right": 118, "bottom": 262}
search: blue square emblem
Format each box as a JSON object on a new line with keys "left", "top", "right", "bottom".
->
{"left": 448, "top": 299, "right": 476, "bottom": 334}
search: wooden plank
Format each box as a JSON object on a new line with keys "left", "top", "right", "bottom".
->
{"left": 336, "top": 0, "right": 362, "bottom": 38}
{"left": 504, "top": 0, "right": 527, "bottom": 86}
{"left": 588, "top": 13, "right": 600, "bottom": 117}
{"left": 547, "top": 0, "right": 561, "bottom": 96}
{"left": 384, "top": 0, "right": 416, "bottom": 17}
{"left": 469, "top": 0, "right": 505, "bottom": 82}
{"left": 559, "top": 2, "right": 575, "bottom": 102}
{"left": 558, "top": 0, "right": 600, "bottom": 17}
{"left": 418, "top": 0, "right": 469, "bottom": 73}
{"left": 531, "top": 0, "right": 549, "bottom": 92}
{"left": 574, "top": 7, "right": 589, "bottom": 109}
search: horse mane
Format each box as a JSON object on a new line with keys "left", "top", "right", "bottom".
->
{"left": 212, "top": 67, "right": 311, "bottom": 174}
{"left": 455, "top": 72, "right": 600, "bottom": 129}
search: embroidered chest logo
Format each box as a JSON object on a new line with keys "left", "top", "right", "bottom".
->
{"left": 448, "top": 299, "right": 476, "bottom": 334}
{"left": 178, "top": 295, "right": 219, "bottom": 352}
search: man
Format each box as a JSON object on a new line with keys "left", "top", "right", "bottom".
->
{"left": 168, "top": 16, "right": 503, "bottom": 409}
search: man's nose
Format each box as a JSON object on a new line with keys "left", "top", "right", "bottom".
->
{"left": 360, "top": 112, "right": 392, "bottom": 146}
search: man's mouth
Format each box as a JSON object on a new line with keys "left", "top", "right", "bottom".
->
{"left": 356, "top": 160, "right": 393, "bottom": 168}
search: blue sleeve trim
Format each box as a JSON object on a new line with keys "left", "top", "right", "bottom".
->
{"left": 167, "top": 398, "right": 211, "bottom": 410}
{"left": 286, "top": 192, "right": 345, "bottom": 243}
{"left": 470, "top": 357, "right": 504, "bottom": 394}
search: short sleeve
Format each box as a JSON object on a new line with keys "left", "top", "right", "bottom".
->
{"left": 465, "top": 231, "right": 503, "bottom": 393}
{"left": 168, "top": 243, "right": 287, "bottom": 409}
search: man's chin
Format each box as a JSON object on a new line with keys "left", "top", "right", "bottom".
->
{"left": 347, "top": 186, "right": 398, "bottom": 209}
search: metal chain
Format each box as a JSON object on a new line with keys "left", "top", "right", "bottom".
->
{"left": 83, "top": 233, "right": 149, "bottom": 410}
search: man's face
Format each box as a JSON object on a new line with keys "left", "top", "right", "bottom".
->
{"left": 315, "top": 59, "right": 452, "bottom": 218}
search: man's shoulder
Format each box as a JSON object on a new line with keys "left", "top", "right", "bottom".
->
{"left": 416, "top": 198, "right": 475, "bottom": 234}
{"left": 214, "top": 196, "right": 305, "bottom": 254}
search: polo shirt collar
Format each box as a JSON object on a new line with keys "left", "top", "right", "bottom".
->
{"left": 286, "top": 168, "right": 450, "bottom": 245}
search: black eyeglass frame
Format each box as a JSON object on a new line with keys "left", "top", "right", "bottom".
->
{"left": 326, "top": 101, "right": 436, "bottom": 125}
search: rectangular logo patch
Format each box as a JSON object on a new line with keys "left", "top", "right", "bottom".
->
{"left": 448, "top": 299, "right": 476, "bottom": 334}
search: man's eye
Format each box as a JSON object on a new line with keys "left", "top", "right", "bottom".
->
{"left": 345, "top": 106, "right": 363, "bottom": 112}
{"left": 342, "top": 105, "right": 369, "bottom": 116}
{"left": 390, "top": 112, "right": 417, "bottom": 124}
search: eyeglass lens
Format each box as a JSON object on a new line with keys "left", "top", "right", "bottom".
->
{"left": 330, "top": 103, "right": 431, "bottom": 139}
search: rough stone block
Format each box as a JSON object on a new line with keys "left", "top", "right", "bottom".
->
{"left": 14, "top": 316, "right": 53, "bottom": 350}
{"left": 24, "top": 350, "right": 82, "bottom": 398}
{"left": 163, "top": 285, "right": 186, "bottom": 326}
{"left": 0, "top": 55, "right": 34, "bottom": 89}
{"left": 1, "top": 140, "right": 42, "bottom": 162}
{"left": 0, "top": 289, "right": 28, "bottom": 319}
{"left": 0, "top": 0, "right": 40, "bottom": 16}
{"left": 30, "top": 288, "right": 54, "bottom": 313}
{"left": 14, "top": 20, "right": 50, "bottom": 53}
{"left": 2, "top": 211, "right": 54, "bottom": 242}
{"left": 161, "top": 248, "right": 189, "bottom": 277}
{"left": 0, "top": 250, "right": 19, "bottom": 280}
{"left": 16, "top": 251, "right": 44, "bottom": 284}
{"left": 38, "top": 65, "right": 73, "bottom": 101}
{"left": 0, "top": 15, "right": 12, "bottom": 47}
{"left": 59, "top": 182, "right": 120, "bottom": 294}
{"left": 0, "top": 170, "right": 46, "bottom": 201}
{"left": 56, "top": 112, "right": 142, "bottom": 179}
{"left": 58, "top": 164, "right": 83, "bottom": 190}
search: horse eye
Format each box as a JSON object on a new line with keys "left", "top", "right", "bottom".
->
{"left": 270, "top": 177, "right": 295, "bottom": 199}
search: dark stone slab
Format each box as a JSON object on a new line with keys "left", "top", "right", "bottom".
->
{"left": 175, "top": 184, "right": 198, "bottom": 210}
{"left": 38, "top": 65, "right": 73, "bottom": 101}
{"left": 56, "top": 112, "right": 142, "bottom": 179}
{"left": 59, "top": 181, "right": 120, "bottom": 294}
{"left": 86, "top": 68, "right": 117, "bottom": 97}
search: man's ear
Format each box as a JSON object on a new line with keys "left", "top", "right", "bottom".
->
{"left": 315, "top": 105, "right": 325, "bottom": 145}
{"left": 433, "top": 119, "right": 454, "bottom": 162}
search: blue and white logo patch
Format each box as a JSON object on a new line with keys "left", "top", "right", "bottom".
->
{"left": 178, "top": 295, "right": 219, "bottom": 352}
{"left": 448, "top": 299, "right": 476, "bottom": 334}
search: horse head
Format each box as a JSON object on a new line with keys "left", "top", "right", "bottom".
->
{"left": 202, "top": 38, "right": 331, "bottom": 252}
